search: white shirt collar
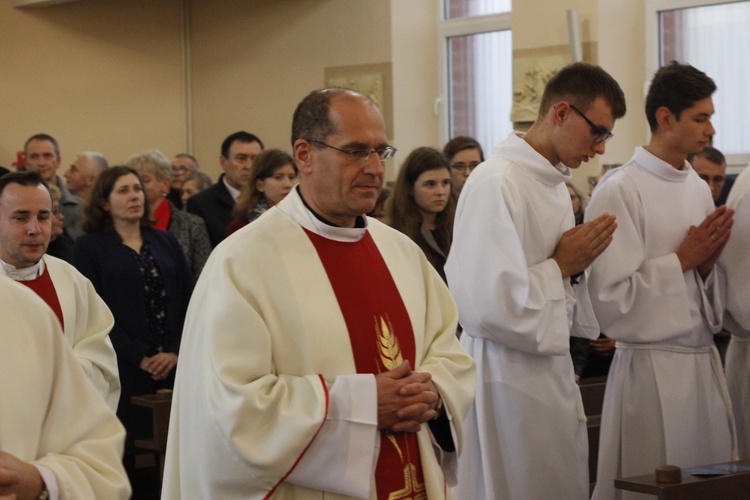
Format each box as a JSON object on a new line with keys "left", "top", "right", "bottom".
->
{"left": 222, "top": 176, "right": 242, "bottom": 200}
{"left": 0, "top": 257, "right": 45, "bottom": 281}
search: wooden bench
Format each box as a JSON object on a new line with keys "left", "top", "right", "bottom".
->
{"left": 131, "top": 391, "right": 173, "bottom": 480}
{"left": 615, "top": 460, "right": 750, "bottom": 499}
{"left": 580, "top": 375, "right": 607, "bottom": 492}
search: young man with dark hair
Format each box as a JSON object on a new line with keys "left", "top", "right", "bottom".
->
{"left": 447, "top": 62, "right": 625, "bottom": 499}
{"left": 587, "top": 62, "right": 735, "bottom": 500}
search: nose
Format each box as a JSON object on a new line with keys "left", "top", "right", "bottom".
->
{"left": 706, "top": 120, "right": 716, "bottom": 137}
{"left": 27, "top": 218, "right": 42, "bottom": 235}
{"left": 362, "top": 156, "right": 385, "bottom": 178}
{"left": 593, "top": 141, "right": 606, "bottom": 155}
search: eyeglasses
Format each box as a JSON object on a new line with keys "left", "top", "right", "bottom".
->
{"left": 450, "top": 161, "right": 480, "bottom": 173}
{"left": 309, "top": 140, "right": 397, "bottom": 163}
{"left": 569, "top": 104, "right": 614, "bottom": 144}
{"left": 172, "top": 166, "right": 196, "bottom": 175}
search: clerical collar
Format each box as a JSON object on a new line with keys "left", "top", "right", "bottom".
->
{"left": 296, "top": 186, "right": 366, "bottom": 229}
{"left": 0, "top": 257, "right": 44, "bottom": 281}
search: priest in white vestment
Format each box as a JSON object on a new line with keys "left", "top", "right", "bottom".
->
{"left": 163, "top": 88, "right": 475, "bottom": 500}
{"left": 720, "top": 165, "right": 750, "bottom": 458}
{"left": 0, "top": 171, "right": 119, "bottom": 410}
{"left": 587, "top": 62, "right": 736, "bottom": 500}
{"left": 0, "top": 276, "right": 130, "bottom": 499}
{"left": 446, "top": 63, "right": 625, "bottom": 499}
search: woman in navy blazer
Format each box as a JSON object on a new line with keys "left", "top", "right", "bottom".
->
{"left": 73, "top": 166, "right": 194, "bottom": 494}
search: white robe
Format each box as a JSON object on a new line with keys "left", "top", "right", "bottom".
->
{"left": 720, "top": 165, "right": 750, "bottom": 458}
{"left": 446, "top": 132, "right": 599, "bottom": 500}
{"left": 1, "top": 255, "right": 120, "bottom": 411}
{"left": 0, "top": 276, "right": 130, "bottom": 499}
{"left": 162, "top": 188, "right": 475, "bottom": 499}
{"left": 587, "top": 147, "right": 735, "bottom": 500}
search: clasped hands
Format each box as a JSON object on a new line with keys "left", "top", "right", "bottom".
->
{"left": 376, "top": 361, "right": 441, "bottom": 433}
{"left": 676, "top": 205, "right": 734, "bottom": 280}
{"left": 140, "top": 352, "right": 178, "bottom": 381}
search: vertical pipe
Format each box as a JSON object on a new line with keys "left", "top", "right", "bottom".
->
{"left": 567, "top": 9, "right": 583, "bottom": 63}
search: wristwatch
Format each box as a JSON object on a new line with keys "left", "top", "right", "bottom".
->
{"left": 37, "top": 484, "right": 49, "bottom": 500}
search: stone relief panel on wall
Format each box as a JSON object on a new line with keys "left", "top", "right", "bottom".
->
{"left": 511, "top": 55, "right": 567, "bottom": 123}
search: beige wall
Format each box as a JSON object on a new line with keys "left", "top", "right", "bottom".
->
{"left": 390, "top": 0, "right": 439, "bottom": 178}
{"left": 598, "top": 0, "right": 649, "bottom": 166}
{"left": 0, "top": 0, "right": 392, "bottom": 180}
{"left": 0, "top": 0, "right": 651, "bottom": 187}
{"left": 189, "top": 0, "right": 392, "bottom": 179}
{"left": 0, "top": 0, "right": 185, "bottom": 168}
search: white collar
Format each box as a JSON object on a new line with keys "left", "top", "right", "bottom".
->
{"left": 277, "top": 187, "right": 368, "bottom": 243}
{"left": 0, "top": 257, "right": 45, "bottom": 281}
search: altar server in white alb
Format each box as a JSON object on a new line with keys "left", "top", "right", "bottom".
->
{"left": 587, "top": 62, "right": 736, "bottom": 500}
{"left": 0, "top": 276, "right": 130, "bottom": 499}
{"left": 720, "top": 165, "right": 750, "bottom": 458}
{"left": 163, "top": 88, "right": 475, "bottom": 500}
{"left": 446, "top": 62, "right": 625, "bottom": 499}
{"left": 0, "top": 170, "right": 120, "bottom": 410}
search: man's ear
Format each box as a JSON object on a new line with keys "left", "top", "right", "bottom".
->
{"left": 551, "top": 101, "right": 569, "bottom": 126}
{"left": 654, "top": 106, "right": 674, "bottom": 132}
{"left": 219, "top": 155, "right": 228, "bottom": 172}
{"left": 294, "top": 140, "right": 315, "bottom": 175}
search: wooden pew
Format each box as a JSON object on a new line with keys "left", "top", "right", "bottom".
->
{"left": 131, "top": 391, "right": 173, "bottom": 480}
{"left": 579, "top": 375, "right": 608, "bottom": 492}
{"left": 615, "top": 460, "right": 750, "bottom": 499}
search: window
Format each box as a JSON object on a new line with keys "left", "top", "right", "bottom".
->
{"left": 438, "top": 1, "right": 513, "bottom": 155}
{"left": 646, "top": 0, "right": 750, "bottom": 169}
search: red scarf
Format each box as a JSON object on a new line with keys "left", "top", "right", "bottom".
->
{"left": 153, "top": 198, "right": 171, "bottom": 230}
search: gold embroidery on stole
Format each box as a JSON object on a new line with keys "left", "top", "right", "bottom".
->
{"left": 375, "top": 315, "right": 426, "bottom": 500}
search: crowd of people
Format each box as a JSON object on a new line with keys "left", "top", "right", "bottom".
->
{"left": 1, "top": 60, "right": 748, "bottom": 500}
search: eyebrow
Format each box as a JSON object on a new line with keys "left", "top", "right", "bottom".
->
{"left": 11, "top": 209, "right": 51, "bottom": 215}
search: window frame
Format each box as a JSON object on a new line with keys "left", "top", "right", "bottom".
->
{"left": 645, "top": 0, "right": 750, "bottom": 172}
{"left": 436, "top": 4, "right": 511, "bottom": 148}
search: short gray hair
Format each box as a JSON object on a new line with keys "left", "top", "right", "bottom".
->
{"left": 125, "top": 149, "right": 172, "bottom": 181}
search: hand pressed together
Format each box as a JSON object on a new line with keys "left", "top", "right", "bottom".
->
{"left": 376, "top": 361, "right": 441, "bottom": 433}
{"left": 676, "top": 205, "right": 734, "bottom": 280}
{"left": 553, "top": 213, "right": 617, "bottom": 278}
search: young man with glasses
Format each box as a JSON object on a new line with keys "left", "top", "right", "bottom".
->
{"left": 587, "top": 62, "right": 735, "bottom": 500}
{"left": 163, "top": 88, "right": 475, "bottom": 500}
{"left": 446, "top": 62, "right": 625, "bottom": 500}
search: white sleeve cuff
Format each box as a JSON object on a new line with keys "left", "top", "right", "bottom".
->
{"left": 34, "top": 464, "right": 59, "bottom": 500}
{"left": 285, "top": 373, "right": 379, "bottom": 498}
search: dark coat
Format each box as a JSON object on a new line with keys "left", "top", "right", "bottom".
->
{"left": 73, "top": 227, "right": 194, "bottom": 453}
{"left": 186, "top": 174, "right": 235, "bottom": 247}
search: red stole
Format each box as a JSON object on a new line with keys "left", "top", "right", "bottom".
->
{"left": 304, "top": 228, "right": 426, "bottom": 500}
{"left": 18, "top": 266, "right": 65, "bottom": 331}
{"left": 153, "top": 198, "right": 171, "bottom": 230}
